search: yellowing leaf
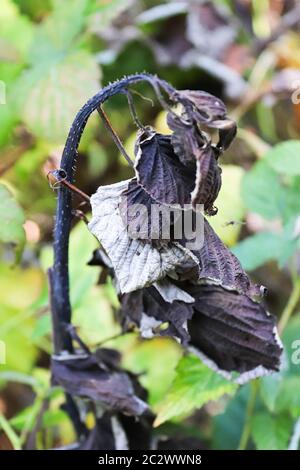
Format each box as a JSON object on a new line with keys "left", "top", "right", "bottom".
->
{"left": 154, "top": 110, "right": 171, "bottom": 135}
{"left": 117, "top": 336, "right": 182, "bottom": 408}
{"left": 0, "top": 264, "right": 43, "bottom": 310}
{"left": 0, "top": 183, "right": 25, "bottom": 262}
{"left": 154, "top": 354, "right": 237, "bottom": 427}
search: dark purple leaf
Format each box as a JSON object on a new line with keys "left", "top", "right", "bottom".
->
{"left": 89, "top": 179, "right": 198, "bottom": 293}
{"left": 119, "top": 278, "right": 282, "bottom": 381}
{"left": 120, "top": 286, "right": 193, "bottom": 345}
{"left": 216, "top": 119, "right": 237, "bottom": 151}
{"left": 179, "top": 218, "right": 262, "bottom": 298}
{"left": 191, "top": 145, "right": 222, "bottom": 215}
{"left": 134, "top": 129, "right": 195, "bottom": 208}
{"left": 167, "top": 112, "right": 205, "bottom": 165}
{"left": 176, "top": 89, "right": 227, "bottom": 123}
{"left": 51, "top": 352, "right": 148, "bottom": 416}
{"left": 169, "top": 89, "right": 236, "bottom": 151}
{"left": 119, "top": 178, "right": 169, "bottom": 241}
{"left": 118, "top": 413, "right": 154, "bottom": 450}
{"left": 187, "top": 284, "right": 282, "bottom": 380}
{"left": 87, "top": 248, "right": 114, "bottom": 284}
{"left": 119, "top": 178, "right": 193, "bottom": 242}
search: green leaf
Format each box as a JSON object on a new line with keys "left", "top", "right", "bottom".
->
{"left": 251, "top": 412, "right": 293, "bottom": 450}
{"left": 116, "top": 335, "right": 182, "bottom": 408}
{"left": 0, "top": 0, "right": 33, "bottom": 61}
{"left": 0, "top": 264, "right": 44, "bottom": 372}
{"left": 28, "top": 0, "right": 91, "bottom": 63}
{"left": 13, "top": 0, "right": 52, "bottom": 21}
{"left": 275, "top": 376, "right": 300, "bottom": 418}
{"left": 154, "top": 354, "right": 237, "bottom": 427}
{"left": 0, "top": 183, "right": 25, "bottom": 262}
{"left": 42, "top": 409, "right": 69, "bottom": 428}
{"left": 232, "top": 231, "right": 282, "bottom": 271}
{"left": 208, "top": 165, "right": 245, "bottom": 247}
{"left": 0, "top": 371, "right": 40, "bottom": 388}
{"left": 9, "top": 403, "right": 38, "bottom": 431}
{"left": 31, "top": 314, "right": 51, "bottom": 341}
{"left": 260, "top": 373, "right": 283, "bottom": 413}
{"left": 0, "top": 106, "right": 19, "bottom": 147}
{"left": 40, "top": 221, "right": 119, "bottom": 345}
{"left": 0, "top": 413, "right": 22, "bottom": 450}
{"left": 265, "top": 141, "right": 300, "bottom": 176}
{"left": 212, "top": 386, "right": 250, "bottom": 450}
{"left": 88, "top": 0, "right": 135, "bottom": 31}
{"left": 282, "top": 315, "right": 300, "bottom": 375}
{"left": 10, "top": 0, "right": 101, "bottom": 143}
{"left": 0, "top": 306, "right": 37, "bottom": 373}
{"left": 241, "top": 160, "right": 285, "bottom": 220}
{"left": 15, "top": 50, "right": 101, "bottom": 143}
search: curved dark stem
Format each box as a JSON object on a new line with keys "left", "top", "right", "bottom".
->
{"left": 49, "top": 73, "right": 176, "bottom": 354}
{"left": 48, "top": 73, "right": 176, "bottom": 440}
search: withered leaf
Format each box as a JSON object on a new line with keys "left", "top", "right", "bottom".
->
{"left": 179, "top": 218, "right": 261, "bottom": 298}
{"left": 88, "top": 179, "right": 198, "bottom": 293}
{"left": 51, "top": 352, "right": 148, "bottom": 416}
{"left": 167, "top": 112, "right": 205, "bottom": 166}
{"left": 119, "top": 177, "right": 169, "bottom": 241}
{"left": 170, "top": 89, "right": 236, "bottom": 150}
{"left": 187, "top": 284, "right": 283, "bottom": 382}
{"left": 191, "top": 145, "right": 222, "bottom": 215}
{"left": 134, "top": 129, "right": 195, "bottom": 208}
{"left": 120, "top": 286, "right": 193, "bottom": 345}
{"left": 175, "top": 89, "right": 227, "bottom": 124}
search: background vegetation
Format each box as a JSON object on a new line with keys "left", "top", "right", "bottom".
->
{"left": 1, "top": 0, "right": 300, "bottom": 450}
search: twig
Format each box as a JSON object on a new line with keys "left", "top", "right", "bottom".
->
{"left": 254, "top": 5, "right": 300, "bottom": 54}
{"left": 97, "top": 106, "right": 134, "bottom": 166}
{"left": 278, "top": 276, "right": 300, "bottom": 335}
{"left": 129, "top": 88, "right": 154, "bottom": 107}
{"left": 237, "top": 128, "right": 271, "bottom": 158}
{"left": 126, "top": 89, "right": 145, "bottom": 129}
{"left": 47, "top": 170, "right": 90, "bottom": 203}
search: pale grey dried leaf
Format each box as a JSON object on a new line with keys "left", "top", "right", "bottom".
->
{"left": 154, "top": 278, "right": 194, "bottom": 303}
{"left": 88, "top": 179, "right": 198, "bottom": 293}
{"left": 120, "top": 286, "right": 193, "bottom": 345}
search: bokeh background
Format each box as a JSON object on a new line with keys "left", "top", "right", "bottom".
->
{"left": 1, "top": 0, "right": 300, "bottom": 450}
